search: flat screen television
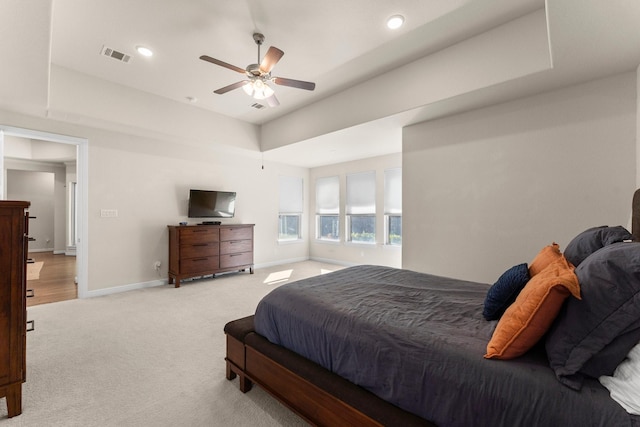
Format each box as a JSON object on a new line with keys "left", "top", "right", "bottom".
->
{"left": 188, "top": 189, "right": 236, "bottom": 218}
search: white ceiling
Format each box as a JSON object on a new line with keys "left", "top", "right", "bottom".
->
{"left": 50, "top": 0, "right": 532, "bottom": 125}
{"left": 3, "top": 0, "right": 640, "bottom": 167}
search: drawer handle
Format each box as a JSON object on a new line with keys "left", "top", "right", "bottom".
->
{"left": 26, "top": 289, "right": 35, "bottom": 298}
{"left": 26, "top": 320, "right": 35, "bottom": 332}
{"left": 230, "top": 253, "right": 243, "bottom": 257}
{"left": 193, "top": 243, "right": 209, "bottom": 247}
{"left": 193, "top": 258, "right": 209, "bottom": 262}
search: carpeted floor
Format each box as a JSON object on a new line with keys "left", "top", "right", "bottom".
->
{"left": 0, "top": 261, "right": 343, "bottom": 426}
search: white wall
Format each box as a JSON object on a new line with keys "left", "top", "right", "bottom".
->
{"left": 0, "top": 108, "right": 309, "bottom": 294}
{"left": 403, "top": 72, "right": 637, "bottom": 283}
{"left": 7, "top": 169, "right": 55, "bottom": 251}
{"left": 309, "top": 153, "right": 402, "bottom": 267}
{"left": 4, "top": 137, "right": 75, "bottom": 254}
{"left": 262, "top": 9, "right": 551, "bottom": 150}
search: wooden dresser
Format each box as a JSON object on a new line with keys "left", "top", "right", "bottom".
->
{"left": 168, "top": 224, "right": 254, "bottom": 287}
{"left": 0, "top": 201, "right": 30, "bottom": 418}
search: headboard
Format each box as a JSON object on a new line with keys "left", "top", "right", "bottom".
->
{"left": 633, "top": 188, "right": 640, "bottom": 240}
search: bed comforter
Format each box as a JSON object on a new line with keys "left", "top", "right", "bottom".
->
{"left": 254, "top": 265, "right": 638, "bottom": 427}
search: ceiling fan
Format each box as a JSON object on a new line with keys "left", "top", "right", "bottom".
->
{"left": 200, "top": 33, "right": 316, "bottom": 107}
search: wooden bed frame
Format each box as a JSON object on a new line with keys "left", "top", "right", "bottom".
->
{"left": 224, "top": 316, "right": 434, "bottom": 426}
{"left": 224, "top": 189, "right": 640, "bottom": 427}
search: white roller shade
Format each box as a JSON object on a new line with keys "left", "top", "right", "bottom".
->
{"left": 279, "top": 176, "right": 303, "bottom": 213}
{"left": 384, "top": 168, "right": 402, "bottom": 214}
{"left": 346, "top": 171, "right": 375, "bottom": 215}
{"left": 316, "top": 176, "right": 339, "bottom": 214}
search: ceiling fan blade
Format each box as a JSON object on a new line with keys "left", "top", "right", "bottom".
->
{"left": 265, "top": 94, "right": 280, "bottom": 107}
{"left": 273, "top": 77, "right": 316, "bottom": 91}
{"left": 214, "top": 80, "right": 249, "bottom": 94}
{"left": 200, "top": 55, "right": 246, "bottom": 74}
{"left": 260, "top": 47, "right": 284, "bottom": 74}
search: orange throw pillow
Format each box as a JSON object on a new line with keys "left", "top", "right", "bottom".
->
{"left": 485, "top": 256, "right": 581, "bottom": 360}
{"left": 529, "top": 243, "right": 562, "bottom": 277}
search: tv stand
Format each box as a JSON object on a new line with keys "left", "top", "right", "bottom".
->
{"left": 167, "top": 224, "right": 254, "bottom": 287}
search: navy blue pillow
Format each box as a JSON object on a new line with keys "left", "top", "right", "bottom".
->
{"left": 483, "top": 263, "right": 530, "bottom": 321}
{"left": 564, "top": 225, "right": 633, "bottom": 267}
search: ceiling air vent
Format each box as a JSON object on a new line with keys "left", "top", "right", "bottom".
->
{"left": 251, "top": 103, "right": 266, "bottom": 109}
{"left": 100, "top": 46, "right": 132, "bottom": 63}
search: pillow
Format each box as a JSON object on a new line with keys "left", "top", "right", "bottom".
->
{"left": 528, "top": 243, "right": 562, "bottom": 277}
{"left": 545, "top": 242, "right": 640, "bottom": 390}
{"left": 599, "top": 342, "right": 640, "bottom": 415}
{"left": 580, "top": 326, "right": 640, "bottom": 379}
{"left": 564, "top": 225, "right": 633, "bottom": 267}
{"left": 485, "top": 256, "right": 580, "bottom": 360}
{"left": 483, "top": 263, "right": 530, "bottom": 321}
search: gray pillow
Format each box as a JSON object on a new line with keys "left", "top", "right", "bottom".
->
{"left": 545, "top": 242, "right": 640, "bottom": 390}
{"left": 563, "top": 225, "right": 633, "bottom": 267}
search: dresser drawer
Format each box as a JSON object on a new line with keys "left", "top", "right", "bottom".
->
{"left": 220, "top": 252, "right": 253, "bottom": 269}
{"left": 180, "top": 256, "right": 219, "bottom": 274}
{"left": 180, "top": 227, "right": 219, "bottom": 244}
{"left": 168, "top": 223, "right": 253, "bottom": 287}
{"left": 220, "top": 240, "right": 252, "bottom": 255}
{"left": 220, "top": 227, "right": 252, "bottom": 241}
{"left": 180, "top": 243, "right": 218, "bottom": 259}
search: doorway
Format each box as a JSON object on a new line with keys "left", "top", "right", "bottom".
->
{"left": 0, "top": 125, "right": 88, "bottom": 301}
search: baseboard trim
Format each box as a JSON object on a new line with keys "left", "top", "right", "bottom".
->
{"left": 85, "top": 278, "right": 168, "bottom": 298}
{"left": 28, "top": 248, "right": 55, "bottom": 253}
{"left": 254, "top": 257, "right": 310, "bottom": 269}
{"left": 309, "top": 256, "right": 358, "bottom": 267}
{"left": 83, "top": 258, "right": 347, "bottom": 299}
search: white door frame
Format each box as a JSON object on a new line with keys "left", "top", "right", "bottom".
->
{"left": 0, "top": 125, "right": 89, "bottom": 299}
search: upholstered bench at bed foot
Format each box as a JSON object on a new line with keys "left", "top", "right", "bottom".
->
{"left": 223, "top": 315, "right": 255, "bottom": 392}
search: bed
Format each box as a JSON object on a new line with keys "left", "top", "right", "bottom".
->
{"left": 224, "top": 189, "right": 640, "bottom": 426}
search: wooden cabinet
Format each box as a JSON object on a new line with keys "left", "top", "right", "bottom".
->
{"left": 168, "top": 224, "right": 254, "bottom": 287}
{"left": 0, "top": 201, "right": 30, "bottom": 418}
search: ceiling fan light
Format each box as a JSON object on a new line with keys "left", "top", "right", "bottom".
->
{"left": 242, "top": 82, "right": 254, "bottom": 96}
{"left": 263, "top": 83, "right": 275, "bottom": 98}
{"left": 250, "top": 80, "right": 274, "bottom": 100}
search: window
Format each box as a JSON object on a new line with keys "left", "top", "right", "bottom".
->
{"left": 346, "top": 171, "right": 376, "bottom": 243}
{"left": 384, "top": 168, "right": 402, "bottom": 245}
{"left": 278, "top": 176, "right": 303, "bottom": 241}
{"left": 315, "top": 176, "right": 340, "bottom": 241}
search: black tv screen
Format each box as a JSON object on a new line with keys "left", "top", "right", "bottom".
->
{"left": 188, "top": 189, "right": 236, "bottom": 218}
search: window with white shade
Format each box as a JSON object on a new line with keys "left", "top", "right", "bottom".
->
{"left": 315, "top": 176, "right": 340, "bottom": 241}
{"left": 346, "top": 171, "right": 376, "bottom": 243}
{"left": 278, "top": 176, "right": 303, "bottom": 241}
{"left": 384, "top": 167, "right": 402, "bottom": 245}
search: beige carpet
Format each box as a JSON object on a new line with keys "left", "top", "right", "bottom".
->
{"left": 26, "top": 262, "right": 44, "bottom": 281}
{"left": 0, "top": 260, "right": 343, "bottom": 427}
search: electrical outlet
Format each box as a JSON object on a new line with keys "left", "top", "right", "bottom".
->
{"left": 154, "top": 261, "right": 162, "bottom": 270}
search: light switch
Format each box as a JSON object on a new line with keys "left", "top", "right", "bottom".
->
{"left": 100, "top": 209, "right": 118, "bottom": 218}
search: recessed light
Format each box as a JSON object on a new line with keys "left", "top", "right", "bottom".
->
{"left": 136, "top": 46, "right": 153, "bottom": 57}
{"left": 387, "top": 15, "right": 405, "bottom": 30}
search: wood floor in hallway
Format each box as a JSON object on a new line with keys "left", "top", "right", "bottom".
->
{"left": 27, "top": 251, "right": 77, "bottom": 306}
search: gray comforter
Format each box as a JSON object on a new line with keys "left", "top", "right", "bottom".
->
{"left": 254, "top": 265, "right": 638, "bottom": 427}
